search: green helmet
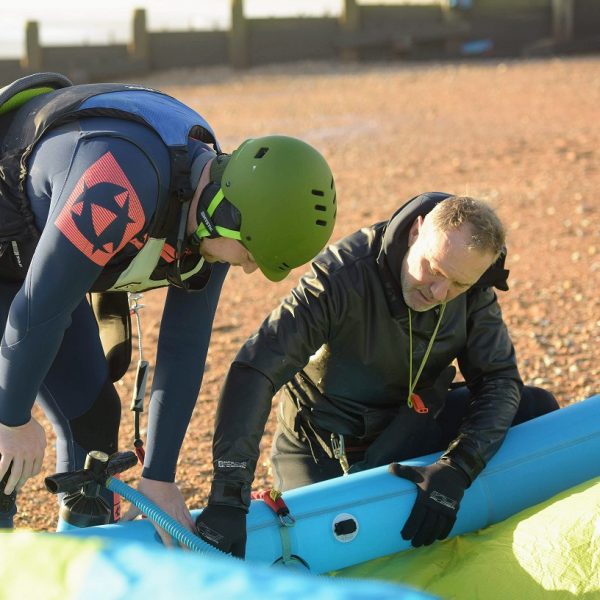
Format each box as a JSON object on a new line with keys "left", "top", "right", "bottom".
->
{"left": 198, "top": 136, "right": 336, "bottom": 282}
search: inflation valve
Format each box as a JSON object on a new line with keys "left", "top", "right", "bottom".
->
{"left": 332, "top": 512, "right": 359, "bottom": 543}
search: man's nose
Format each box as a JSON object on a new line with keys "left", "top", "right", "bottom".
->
{"left": 243, "top": 262, "right": 259, "bottom": 274}
{"left": 430, "top": 279, "right": 450, "bottom": 301}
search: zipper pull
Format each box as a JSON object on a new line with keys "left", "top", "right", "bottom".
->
{"left": 410, "top": 392, "right": 429, "bottom": 414}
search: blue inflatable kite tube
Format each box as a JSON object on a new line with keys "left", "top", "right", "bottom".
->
{"left": 59, "top": 394, "right": 600, "bottom": 575}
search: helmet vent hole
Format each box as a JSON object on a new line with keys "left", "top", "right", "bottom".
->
{"left": 312, "top": 189, "right": 324, "bottom": 197}
{"left": 282, "top": 262, "right": 290, "bottom": 268}
{"left": 316, "top": 220, "right": 327, "bottom": 227}
{"left": 315, "top": 204, "right": 327, "bottom": 212}
{"left": 246, "top": 235, "right": 252, "bottom": 241}
{"left": 254, "top": 147, "right": 269, "bottom": 159}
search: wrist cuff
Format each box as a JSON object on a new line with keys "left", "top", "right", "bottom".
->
{"left": 141, "top": 466, "right": 176, "bottom": 482}
{"left": 442, "top": 439, "right": 486, "bottom": 485}
{"left": 209, "top": 480, "right": 251, "bottom": 512}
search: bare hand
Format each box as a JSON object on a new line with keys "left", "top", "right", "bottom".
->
{"left": 0, "top": 418, "right": 47, "bottom": 494}
{"left": 121, "top": 477, "right": 195, "bottom": 548}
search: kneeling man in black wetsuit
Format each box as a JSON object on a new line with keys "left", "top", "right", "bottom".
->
{"left": 197, "top": 193, "right": 558, "bottom": 557}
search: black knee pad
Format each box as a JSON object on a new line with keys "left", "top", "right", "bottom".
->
{"left": 70, "top": 376, "right": 121, "bottom": 456}
{"left": 89, "top": 291, "right": 132, "bottom": 383}
{"left": 514, "top": 386, "right": 560, "bottom": 425}
{"left": 526, "top": 386, "right": 560, "bottom": 414}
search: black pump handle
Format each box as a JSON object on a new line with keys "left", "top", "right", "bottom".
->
{"left": 106, "top": 451, "right": 138, "bottom": 478}
{"left": 45, "top": 450, "right": 138, "bottom": 495}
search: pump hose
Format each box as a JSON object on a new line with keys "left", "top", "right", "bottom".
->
{"left": 106, "top": 477, "right": 228, "bottom": 556}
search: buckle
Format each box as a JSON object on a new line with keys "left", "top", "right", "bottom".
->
{"left": 330, "top": 433, "right": 350, "bottom": 475}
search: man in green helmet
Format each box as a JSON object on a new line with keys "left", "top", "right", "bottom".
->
{"left": 0, "top": 73, "right": 336, "bottom": 542}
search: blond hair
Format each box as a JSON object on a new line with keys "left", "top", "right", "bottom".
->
{"left": 427, "top": 196, "right": 505, "bottom": 259}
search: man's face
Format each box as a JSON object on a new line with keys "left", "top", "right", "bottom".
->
{"left": 400, "top": 216, "right": 495, "bottom": 312}
{"left": 201, "top": 237, "right": 258, "bottom": 274}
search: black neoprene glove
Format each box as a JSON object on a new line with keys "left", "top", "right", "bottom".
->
{"left": 389, "top": 459, "right": 470, "bottom": 547}
{"left": 195, "top": 504, "right": 247, "bottom": 559}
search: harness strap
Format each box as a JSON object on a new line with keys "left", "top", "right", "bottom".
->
{"left": 278, "top": 526, "right": 295, "bottom": 566}
{"left": 251, "top": 488, "right": 295, "bottom": 526}
{"left": 300, "top": 410, "right": 334, "bottom": 460}
{"left": 285, "top": 395, "right": 369, "bottom": 473}
{"left": 251, "top": 489, "right": 296, "bottom": 566}
{"left": 129, "top": 293, "right": 147, "bottom": 464}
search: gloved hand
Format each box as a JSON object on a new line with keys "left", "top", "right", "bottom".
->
{"left": 195, "top": 504, "right": 247, "bottom": 559}
{"left": 389, "top": 459, "right": 470, "bottom": 547}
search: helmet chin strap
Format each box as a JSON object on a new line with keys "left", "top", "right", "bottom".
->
{"left": 167, "top": 151, "right": 242, "bottom": 289}
{"left": 189, "top": 152, "right": 242, "bottom": 245}
{"left": 191, "top": 188, "right": 242, "bottom": 244}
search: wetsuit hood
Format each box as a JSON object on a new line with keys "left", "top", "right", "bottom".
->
{"left": 379, "top": 192, "right": 451, "bottom": 288}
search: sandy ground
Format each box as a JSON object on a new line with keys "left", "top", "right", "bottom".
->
{"left": 17, "top": 56, "right": 600, "bottom": 531}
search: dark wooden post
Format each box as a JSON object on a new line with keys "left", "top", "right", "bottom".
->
{"left": 230, "top": 0, "right": 250, "bottom": 69}
{"left": 340, "top": 0, "right": 361, "bottom": 62}
{"left": 553, "top": 0, "right": 575, "bottom": 43}
{"left": 131, "top": 8, "right": 150, "bottom": 68}
{"left": 23, "top": 21, "right": 43, "bottom": 72}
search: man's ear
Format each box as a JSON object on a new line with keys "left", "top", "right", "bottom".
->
{"left": 408, "top": 215, "right": 423, "bottom": 246}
